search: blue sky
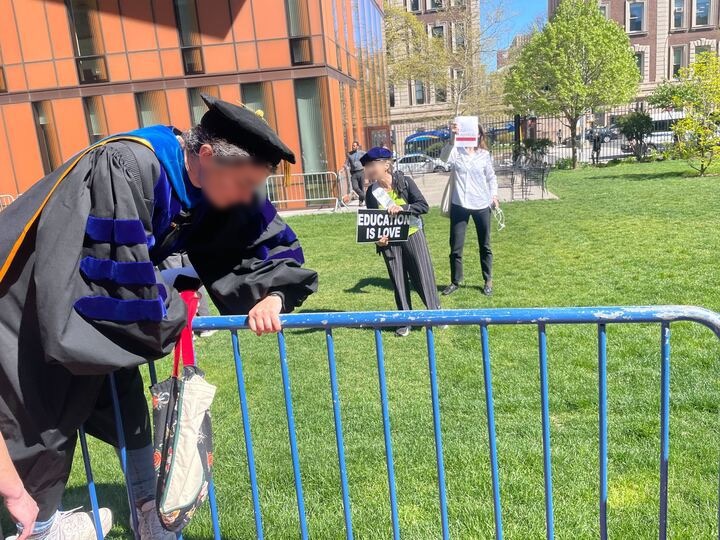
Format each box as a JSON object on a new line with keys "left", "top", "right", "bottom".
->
{"left": 488, "top": 0, "right": 547, "bottom": 70}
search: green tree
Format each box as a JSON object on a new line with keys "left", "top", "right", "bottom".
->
{"left": 384, "top": 4, "right": 449, "bottom": 91}
{"left": 649, "top": 53, "right": 720, "bottom": 176}
{"left": 504, "top": 0, "right": 640, "bottom": 168}
{"left": 616, "top": 111, "right": 654, "bottom": 161}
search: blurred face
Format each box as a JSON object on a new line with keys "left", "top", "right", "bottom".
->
{"left": 193, "top": 144, "right": 271, "bottom": 209}
{"left": 352, "top": 142, "right": 360, "bottom": 151}
{"left": 364, "top": 159, "right": 390, "bottom": 182}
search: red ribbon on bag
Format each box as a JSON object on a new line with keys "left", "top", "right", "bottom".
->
{"left": 173, "top": 290, "right": 200, "bottom": 377}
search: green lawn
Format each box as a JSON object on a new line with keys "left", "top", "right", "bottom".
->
{"left": 12, "top": 160, "right": 720, "bottom": 539}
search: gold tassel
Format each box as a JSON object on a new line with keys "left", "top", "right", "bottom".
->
{"left": 283, "top": 161, "right": 291, "bottom": 187}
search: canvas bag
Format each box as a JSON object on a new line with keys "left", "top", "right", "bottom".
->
{"left": 440, "top": 176, "right": 454, "bottom": 218}
{"left": 151, "top": 291, "right": 216, "bottom": 533}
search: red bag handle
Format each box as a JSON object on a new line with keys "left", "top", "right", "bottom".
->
{"left": 173, "top": 290, "right": 200, "bottom": 377}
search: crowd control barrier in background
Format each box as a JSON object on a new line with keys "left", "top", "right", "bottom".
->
{"left": 79, "top": 306, "right": 720, "bottom": 539}
{"left": 266, "top": 171, "right": 344, "bottom": 212}
{"left": 0, "top": 194, "right": 15, "bottom": 213}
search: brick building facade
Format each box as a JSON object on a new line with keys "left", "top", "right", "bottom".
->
{"left": 0, "top": 0, "right": 390, "bottom": 196}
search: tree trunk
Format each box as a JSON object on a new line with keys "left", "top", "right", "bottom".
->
{"left": 568, "top": 116, "right": 580, "bottom": 169}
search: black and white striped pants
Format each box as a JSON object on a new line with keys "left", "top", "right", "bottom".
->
{"left": 380, "top": 229, "right": 441, "bottom": 311}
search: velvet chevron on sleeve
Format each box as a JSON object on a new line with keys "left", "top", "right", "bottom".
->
{"left": 187, "top": 197, "right": 318, "bottom": 315}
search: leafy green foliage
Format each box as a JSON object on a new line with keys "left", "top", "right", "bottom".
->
{"left": 650, "top": 53, "right": 720, "bottom": 176}
{"left": 504, "top": 0, "right": 640, "bottom": 168}
{"left": 616, "top": 111, "right": 654, "bottom": 161}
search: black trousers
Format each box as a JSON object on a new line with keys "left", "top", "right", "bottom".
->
{"left": 351, "top": 170, "right": 365, "bottom": 202}
{"left": 449, "top": 203, "right": 493, "bottom": 285}
{"left": 381, "top": 230, "right": 441, "bottom": 312}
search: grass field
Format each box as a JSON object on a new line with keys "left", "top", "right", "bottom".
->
{"left": 9, "top": 160, "right": 720, "bottom": 539}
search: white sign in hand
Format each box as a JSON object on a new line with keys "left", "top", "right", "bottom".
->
{"left": 454, "top": 116, "right": 479, "bottom": 148}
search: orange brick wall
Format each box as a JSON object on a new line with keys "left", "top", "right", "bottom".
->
{"left": 0, "top": 0, "right": 380, "bottom": 196}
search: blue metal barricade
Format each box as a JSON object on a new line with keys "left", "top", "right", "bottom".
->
{"left": 79, "top": 305, "right": 720, "bottom": 539}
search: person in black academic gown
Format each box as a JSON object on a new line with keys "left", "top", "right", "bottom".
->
{"left": 0, "top": 95, "right": 317, "bottom": 539}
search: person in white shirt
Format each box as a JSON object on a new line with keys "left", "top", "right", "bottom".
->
{"left": 440, "top": 123, "right": 499, "bottom": 297}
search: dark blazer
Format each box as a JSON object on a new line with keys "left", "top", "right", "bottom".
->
{"left": 365, "top": 171, "right": 429, "bottom": 216}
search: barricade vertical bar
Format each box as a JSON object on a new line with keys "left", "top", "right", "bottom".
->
{"left": 659, "top": 323, "right": 670, "bottom": 540}
{"left": 325, "top": 329, "right": 354, "bottom": 539}
{"left": 598, "top": 324, "right": 608, "bottom": 540}
{"left": 230, "top": 330, "right": 264, "bottom": 539}
{"left": 79, "top": 426, "right": 105, "bottom": 540}
{"left": 538, "top": 324, "right": 555, "bottom": 540}
{"left": 426, "top": 327, "right": 450, "bottom": 540}
{"left": 207, "top": 479, "right": 221, "bottom": 540}
{"left": 480, "top": 325, "right": 503, "bottom": 540}
{"left": 374, "top": 329, "right": 400, "bottom": 540}
{"left": 108, "top": 373, "right": 140, "bottom": 538}
{"left": 277, "top": 331, "right": 309, "bottom": 540}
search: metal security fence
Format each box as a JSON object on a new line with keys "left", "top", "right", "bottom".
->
{"left": 391, "top": 103, "right": 682, "bottom": 169}
{"left": 0, "top": 194, "right": 15, "bottom": 213}
{"left": 266, "top": 171, "right": 344, "bottom": 212}
{"left": 77, "top": 305, "right": 720, "bottom": 539}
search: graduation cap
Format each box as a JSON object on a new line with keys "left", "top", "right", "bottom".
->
{"left": 200, "top": 94, "right": 295, "bottom": 182}
{"left": 360, "top": 146, "right": 393, "bottom": 166}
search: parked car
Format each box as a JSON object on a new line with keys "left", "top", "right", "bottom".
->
{"left": 586, "top": 126, "right": 621, "bottom": 143}
{"left": 396, "top": 153, "right": 451, "bottom": 175}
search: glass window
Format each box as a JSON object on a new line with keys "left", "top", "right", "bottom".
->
{"left": 634, "top": 52, "right": 644, "bottom": 79}
{"left": 294, "top": 78, "right": 328, "bottom": 173}
{"left": 241, "top": 82, "right": 277, "bottom": 129}
{"left": 286, "top": 0, "right": 311, "bottom": 36}
{"left": 428, "top": 0, "right": 443, "bottom": 10}
{"left": 188, "top": 86, "right": 219, "bottom": 127}
{"left": 83, "top": 96, "right": 107, "bottom": 143}
{"left": 135, "top": 91, "right": 170, "bottom": 127}
{"left": 173, "top": 0, "right": 204, "bottom": 75}
{"left": 389, "top": 84, "right": 395, "bottom": 107}
{"left": 671, "top": 46, "right": 685, "bottom": 78}
{"left": 409, "top": 0, "right": 420, "bottom": 11}
{"left": 33, "top": 101, "right": 62, "bottom": 174}
{"left": 0, "top": 66, "right": 6, "bottom": 93}
{"left": 695, "top": 0, "right": 711, "bottom": 25}
{"left": 436, "top": 85, "right": 447, "bottom": 103}
{"left": 628, "top": 2, "right": 645, "bottom": 32}
{"left": 431, "top": 26, "right": 444, "bottom": 39}
{"left": 290, "top": 37, "right": 313, "bottom": 65}
{"left": 415, "top": 81, "right": 426, "bottom": 105}
{"left": 67, "top": 0, "right": 108, "bottom": 84}
{"left": 599, "top": 4, "right": 608, "bottom": 17}
{"left": 673, "top": 0, "right": 685, "bottom": 28}
{"left": 695, "top": 45, "right": 712, "bottom": 57}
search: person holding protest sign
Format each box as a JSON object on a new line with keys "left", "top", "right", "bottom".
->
{"left": 362, "top": 147, "right": 441, "bottom": 337}
{"left": 440, "top": 122, "right": 498, "bottom": 297}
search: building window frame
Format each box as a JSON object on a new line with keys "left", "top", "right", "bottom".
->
{"left": 135, "top": 91, "right": 170, "bottom": 128}
{"left": 414, "top": 80, "right": 427, "bottom": 105}
{"left": 389, "top": 84, "right": 396, "bottom": 108}
{"left": 692, "top": 0, "right": 713, "bottom": 27}
{"left": 0, "top": 66, "right": 6, "bottom": 93}
{"left": 83, "top": 96, "right": 108, "bottom": 143}
{"left": 408, "top": 0, "right": 421, "bottom": 12}
{"left": 32, "top": 101, "right": 62, "bottom": 174}
{"left": 672, "top": 0, "right": 688, "bottom": 29}
{"left": 670, "top": 44, "right": 687, "bottom": 78}
{"left": 626, "top": 0, "right": 647, "bottom": 34}
{"left": 598, "top": 3, "right": 609, "bottom": 18}
{"left": 690, "top": 38, "right": 718, "bottom": 63}
{"left": 65, "top": 0, "right": 109, "bottom": 84}
{"left": 289, "top": 37, "right": 313, "bottom": 66}
{"left": 173, "top": 0, "right": 205, "bottom": 75}
{"left": 426, "top": 0, "right": 444, "bottom": 11}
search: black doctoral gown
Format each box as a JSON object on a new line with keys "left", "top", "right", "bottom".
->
{"left": 0, "top": 134, "right": 318, "bottom": 516}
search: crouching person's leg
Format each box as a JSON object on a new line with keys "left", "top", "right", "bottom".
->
{"left": 84, "top": 368, "right": 174, "bottom": 540}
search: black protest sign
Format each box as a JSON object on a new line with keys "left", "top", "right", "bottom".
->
{"left": 356, "top": 209, "right": 411, "bottom": 243}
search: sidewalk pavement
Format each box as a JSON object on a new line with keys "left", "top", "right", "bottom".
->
{"left": 280, "top": 172, "right": 556, "bottom": 217}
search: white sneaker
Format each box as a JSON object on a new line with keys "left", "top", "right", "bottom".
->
{"left": 133, "top": 501, "right": 176, "bottom": 540}
{"left": 196, "top": 330, "right": 217, "bottom": 338}
{"left": 6, "top": 507, "right": 112, "bottom": 540}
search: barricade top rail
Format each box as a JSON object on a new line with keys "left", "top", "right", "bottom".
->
{"left": 193, "top": 305, "right": 720, "bottom": 336}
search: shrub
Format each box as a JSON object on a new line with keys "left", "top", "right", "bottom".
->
{"left": 616, "top": 111, "right": 654, "bottom": 161}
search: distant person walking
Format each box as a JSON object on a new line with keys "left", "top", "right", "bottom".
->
{"left": 362, "top": 147, "right": 441, "bottom": 337}
{"left": 591, "top": 129, "right": 603, "bottom": 165}
{"left": 557, "top": 128, "right": 563, "bottom": 145}
{"left": 346, "top": 141, "right": 366, "bottom": 205}
{"left": 441, "top": 123, "right": 498, "bottom": 297}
